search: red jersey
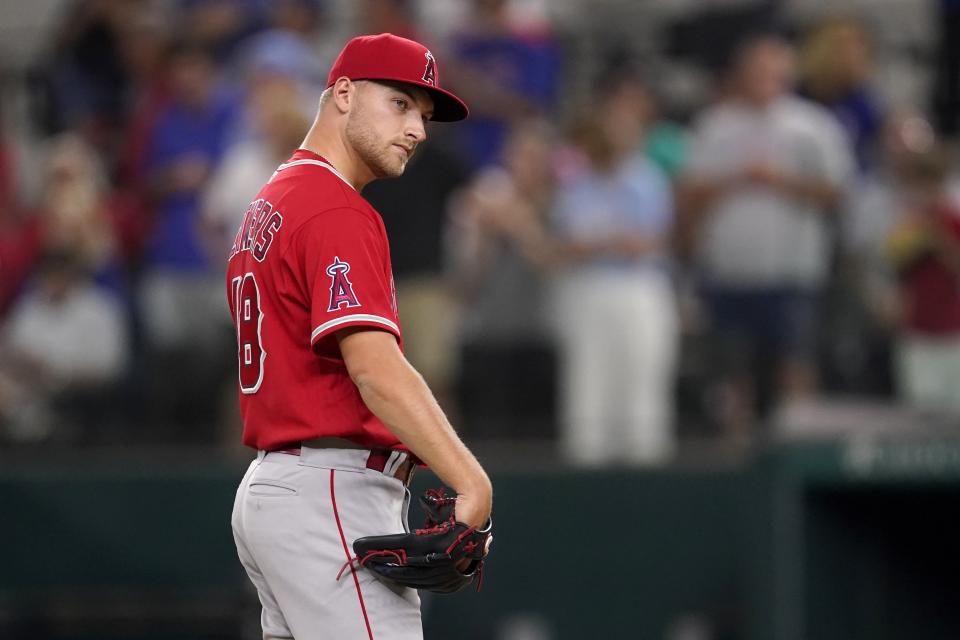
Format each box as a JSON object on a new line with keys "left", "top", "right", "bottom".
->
{"left": 226, "top": 149, "right": 404, "bottom": 451}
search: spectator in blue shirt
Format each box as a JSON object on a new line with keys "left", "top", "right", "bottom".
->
{"left": 446, "top": 0, "right": 561, "bottom": 168}
{"left": 144, "top": 41, "right": 240, "bottom": 273}
{"left": 798, "top": 16, "right": 885, "bottom": 172}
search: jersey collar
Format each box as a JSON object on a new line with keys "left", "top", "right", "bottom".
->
{"left": 273, "top": 149, "right": 355, "bottom": 191}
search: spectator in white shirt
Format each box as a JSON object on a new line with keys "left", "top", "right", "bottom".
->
{"left": 0, "top": 250, "right": 128, "bottom": 442}
{"left": 679, "top": 35, "right": 854, "bottom": 437}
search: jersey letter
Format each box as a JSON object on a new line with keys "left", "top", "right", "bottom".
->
{"left": 422, "top": 51, "right": 437, "bottom": 85}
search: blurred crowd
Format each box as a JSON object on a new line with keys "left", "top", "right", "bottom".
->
{"left": 2, "top": 0, "right": 960, "bottom": 466}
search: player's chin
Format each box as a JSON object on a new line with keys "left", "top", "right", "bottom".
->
{"left": 383, "top": 157, "right": 408, "bottom": 178}
{"left": 370, "top": 158, "right": 405, "bottom": 179}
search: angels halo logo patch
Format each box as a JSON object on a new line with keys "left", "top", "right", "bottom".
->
{"left": 326, "top": 256, "right": 361, "bottom": 311}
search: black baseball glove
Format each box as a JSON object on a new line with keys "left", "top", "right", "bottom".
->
{"left": 346, "top": 488, "right": 492, "bottom": 594}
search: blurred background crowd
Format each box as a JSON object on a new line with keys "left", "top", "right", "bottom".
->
{"left": 2, "top": 0, "right": 960, "bottom": 466}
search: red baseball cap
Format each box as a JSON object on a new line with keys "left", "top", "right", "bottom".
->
{"left": 326, "top": 33, "right": 469, "bottom": 122}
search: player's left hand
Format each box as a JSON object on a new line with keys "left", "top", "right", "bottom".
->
{"left": 345, "top": 488, "right": 493, "bottom": 593}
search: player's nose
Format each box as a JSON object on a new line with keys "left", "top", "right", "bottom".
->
{"left": 405, "top": 113, "right": 427, "bottom": 144}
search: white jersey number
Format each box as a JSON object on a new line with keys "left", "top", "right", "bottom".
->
{"left": 232, "top": 273, "right": 265, "bottom": 394}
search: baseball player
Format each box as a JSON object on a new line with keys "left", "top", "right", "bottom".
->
{"left": 227, "top": 34, "right": 493, "bottom": 639}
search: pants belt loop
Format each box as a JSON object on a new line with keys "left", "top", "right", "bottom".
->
{"left": 366, "top": 449, "right": 414, "bottom": 486}
{"left": 365, "top": 449, "right": 392, "bottom": 473}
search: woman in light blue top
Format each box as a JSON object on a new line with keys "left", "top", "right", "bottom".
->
{"left": 550, "top": 77, "right": 679, "bottom": 467}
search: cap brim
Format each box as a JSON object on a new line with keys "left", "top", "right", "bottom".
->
{"left": 420, "top": 84, "right": 469, "bottom": 122}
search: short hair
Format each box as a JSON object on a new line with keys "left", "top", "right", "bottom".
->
{"left": 319, "top": 80, "right": 373, "bottom": 109}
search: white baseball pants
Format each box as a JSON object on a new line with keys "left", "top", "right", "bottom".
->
{"left": 232, "top": 448, "right": 422, "bottom": 639}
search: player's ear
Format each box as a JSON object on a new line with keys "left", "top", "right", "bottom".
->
{"left": 330, "top": 77, "right": 355, "bottom": 115}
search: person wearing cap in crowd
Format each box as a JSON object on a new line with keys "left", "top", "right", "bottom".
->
{"left": 228, "top": 34, "right": 492, "bottom": 639}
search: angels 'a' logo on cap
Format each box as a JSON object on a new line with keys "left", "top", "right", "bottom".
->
{"left": 422, "top": 51, "right": 437, "bottom": 86}
{"left": 326, "top": 256, "right": 361, "bottom": 311}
